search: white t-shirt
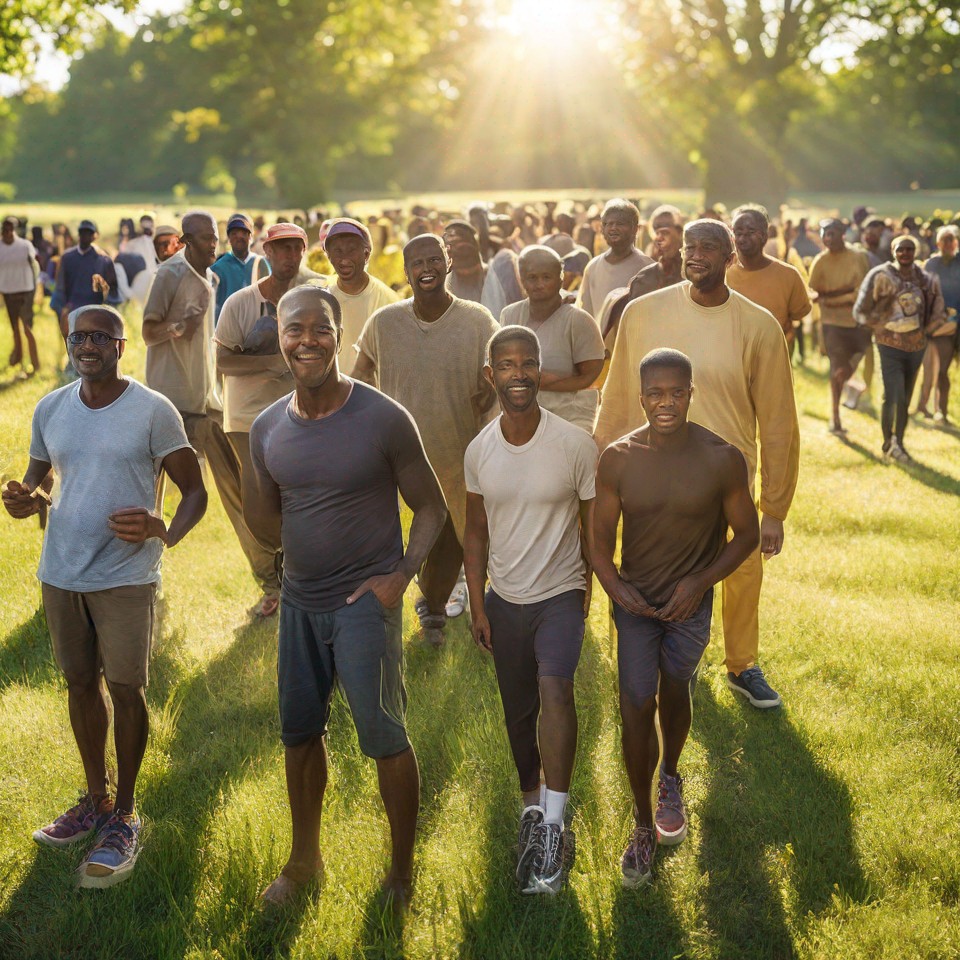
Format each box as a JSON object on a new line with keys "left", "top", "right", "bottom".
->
{"left": 30, "top": 379, "right": 190, "bottom": 591}
{"left": 0, "top": 235, "right": 37, "bottom": 294}
{"left": 325, "top": 274, "right": 400, "bottom": 362}
{"left": 464, "top": 408, "right": 597, "bottom": 603}
{"left": 576, "top": 249, "right": 652, "bottom": 318}
{"left": 499, "top": 300, "right": 605, "bottom": 431}
{"left": 214, "top": 282, "right": 294, "bottom": 433}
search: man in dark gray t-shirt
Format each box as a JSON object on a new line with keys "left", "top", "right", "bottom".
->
{"left": 244, "top": 283, "right": 447, "bottom": 910}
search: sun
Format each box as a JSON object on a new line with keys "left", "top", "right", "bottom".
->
{"left": 498, "top": 0, "right": 615, "bottom": 48}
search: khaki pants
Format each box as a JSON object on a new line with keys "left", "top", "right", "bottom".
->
{"left": 720, "top": 540, "right": 763, "bottom": 675}
{"left": 157, "top": 411, "right": 280, "bottom": 597}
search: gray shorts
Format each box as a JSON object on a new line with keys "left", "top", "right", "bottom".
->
{"left": 823, "top": 324, "right": 871, "bottom": 371}
{"left": 278, "top": 592, "right": 409, "bottom": 758}
{"left": 614, "top": 589, "right": 713, "bottom": 704}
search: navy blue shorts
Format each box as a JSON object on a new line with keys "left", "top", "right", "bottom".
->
{"left": 278, "top": 592, "right": 409, "bottom": 758}
{"left": 614, "top": 589, "right": 713, "bottom": 704}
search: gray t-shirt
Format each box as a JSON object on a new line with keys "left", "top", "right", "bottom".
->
{"left": 30, "top": 379, "right": 191, "bottom": 592}
{"left": 249, "top": 380, "right": 429, "bottom": 613}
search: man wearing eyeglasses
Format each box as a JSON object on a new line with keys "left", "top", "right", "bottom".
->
{"left": 2, "top": 304, "right": 207, "bottom": 889}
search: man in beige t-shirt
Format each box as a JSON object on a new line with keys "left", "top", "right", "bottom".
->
{"left": 215, "top": 222, "right": 312, "bottom": 614}
{"left": 576, "top": 199, "right": 653, "bottom": 318}
{"left": 322, "top": 218, "right": 399, "bottom": 372}
{"left": 808, "top": 219, "right": 870, "bottom": 434}
{"left": 501, "top": 245, "right": 604, "bottom": 432}
{"left": 354, "top": 234, "right": 499, "bottom": 644}
{"left": 143, "top": 210, "right": 273, "bottom": 618}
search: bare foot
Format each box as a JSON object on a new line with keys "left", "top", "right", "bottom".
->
{"left": 380, "top": 875, "right": 413, "bottom": 915}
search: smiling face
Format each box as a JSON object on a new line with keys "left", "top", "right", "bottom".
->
{"left": 69, "top": 309, "right": 125, "bottom": 382}
{"left": 278, "top": 292, "right": 341, "bottom": 390}
{"left": 893, "top": 238, "right": 917, "bottom": 267}
{"left": 640, "top": 365, "right": 692, "bottom": 436}
{"left": 404, "top": 236, "right": 449, "bottom": 296}
{"left": 486, "top": 336, "right": 541, "bottom": 415}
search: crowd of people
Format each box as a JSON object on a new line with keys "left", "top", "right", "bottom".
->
{"left": 1, "top": 194, "right": 957, "bottom": 904}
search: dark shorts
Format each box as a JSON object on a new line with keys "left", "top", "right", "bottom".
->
{"left": 487, "top": 588, "right": 585, "bottom": 684}
{"left": 278, "top": 592, "right": 409, "bottom": 758}
{"left": 3, "top": 291, "right": 35, "bottom": 329}
{"left": 823, "top": 324, "right": 871, "bottom": 371}
{"left": 42, "top": 582, "right": 156, "bottom": 687}
{"left": 614, "top": 588, "right": 713, "bottom": 704}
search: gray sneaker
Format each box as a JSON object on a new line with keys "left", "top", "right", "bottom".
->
{"left": 516, "top": 805, "right": 543, "bottom": 865}
{"left": 521, "top": 821, "right": 565, "bottom": 895}
{"left": 655, "top": 773, "right": 687, "bottom": 846}
{"left": 727, "top": 665, "right": 781, "bottom": 708}
{"left": 621, "top": 821, "right": 656, "bottom": 889}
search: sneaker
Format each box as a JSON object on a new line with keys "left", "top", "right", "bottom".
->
{"left": 621, "top": 821, "right": 656, "bottom": 889}
{"left": 414, "top": 596, "right": 446, "bottom": 630}
{"left": 520, "top": 821, "right": 565, "bottom": 895}
{"left": 445, "top": 578, "right": 468, "bottom": 619}
{"left": 890, "top": 441, "right": 913, "bottom": 463}
{"left": 33, "top": 793, "right": 114, "bottom": 848}
{"left": 516, "top": 805, "right": 544, "bottom": 865}
{"left": 727, "top": 665, "right": 782, "bottom": 709}
{"left": 655, "top": 773, "right": 687, "bottom": 846}
{"left": 77, "top": 812, "right": 141, "bottom": 889}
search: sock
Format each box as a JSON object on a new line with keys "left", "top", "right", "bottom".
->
{"left": 539, "top": 782, "right": 547, "bottom": 808}
{"left": 544, "top": 789, "right": 567, "bottom": 826}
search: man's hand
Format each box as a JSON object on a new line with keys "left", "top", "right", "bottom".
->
{"left": 471, "top": 609, "right": 493, "bottom": 654}
{"left": 2, "top": 480, "right": 40, "bottom": 520}
{"left": 108, "top": 507, "right": 168, "bottom": 544}
{"left": 610, "top": 577, "right": 657, "bottom": 618}
{"left": 760, "top": 514, "right": 785, "bottom": 558}
{"left": 656, "top": 575, "right": 706, "bottom": 623}
{"left": 346, "top": 571, "right": 409, "bottom": 609}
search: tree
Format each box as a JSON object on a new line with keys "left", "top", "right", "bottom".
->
{"left": 614, "top": 0, "right": 960, "bottom": 206}
{"left": 1, "top": 0, "right": 135, "bottom": 79}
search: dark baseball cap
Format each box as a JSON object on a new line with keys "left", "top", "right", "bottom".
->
{"left": 78, "top": 219, "right": 98, "bottom": 233}
{"left": 226, "top": 213, "right": 254, "bottom": 233}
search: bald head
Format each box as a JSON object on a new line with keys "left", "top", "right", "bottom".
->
{"left": 277, "top": 282, "right": 342, "bottom": 328}
{"left": 518, "top": 244, "right": 563, "bottom": 275}
{"left": 181, "top": 210, "right": 216, "bottom": 237}
{"left": 403, "top": 233, "right": 445, "bottom": 265}
{"left": 68, "top": 304, "right": 124, "bottom": 337}
{"left": 683, "top": 219, "right": 734, "bottom": 259}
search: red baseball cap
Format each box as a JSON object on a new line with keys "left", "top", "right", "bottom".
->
{"left": 262, "top": 222, "right": 308, "bottom": 246}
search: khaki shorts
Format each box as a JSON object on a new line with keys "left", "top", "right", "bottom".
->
{"left": 42, "top": 582, "right": 157, "bottom": 688}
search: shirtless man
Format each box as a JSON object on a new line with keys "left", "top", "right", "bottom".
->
{"left": 592, "top": 348, "right": 759, "bottom": 887}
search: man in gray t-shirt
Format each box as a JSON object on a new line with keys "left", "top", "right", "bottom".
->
{"left": 244, "top": 283, "right": 447, "bottom": 909}
{"left": 3, "top": 305, "right": 206, "bottom": 889}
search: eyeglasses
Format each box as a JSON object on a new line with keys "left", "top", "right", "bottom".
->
{"left": 66, "top": 331, "right": 126, "bottom": 346}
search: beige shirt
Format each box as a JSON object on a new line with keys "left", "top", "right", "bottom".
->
{"left": 595, "top": 282, "right": 800, "bottom": 521}
{"left": 465, "top": 409, "right": 597, "bottom": 603}
{"left": 576, "top": 249, "right": 653, "bottom": 318}
{"left": 726, "top": 259, "right": 811, "bottom": 335}
{"left": 808, "top": 247, "right": 870, "bottom": 328}
{"left": 357, "top": 296, "right": 499, "bottom": 537}
{"left": 214, "top": 282, "right": 293, "bottom": 433}
{"left": 500, "top": 300, "right": 605, "bottom": 431}
{"left": 143, "top": 251, "right": 220, "bottom": 416}
{"left": 326, "top": 274, "right": 400, "bottom": 366}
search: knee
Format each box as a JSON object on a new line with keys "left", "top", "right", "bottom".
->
{"left": 619, "top": 690, "right": 657, "bottom": 726}
{"left": 105, "top": 680, "right": 146, "bottom": 710}
{"left": 539, "top": 677, "right": 575, "bottom": 711}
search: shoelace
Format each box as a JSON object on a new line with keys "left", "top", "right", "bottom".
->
{"left": 658, "top": 778, "right": 684, "bottom": 814}
{"left": 93, "top": 817, "right": 136, "bottom": 854}
{"left": 629, "top": 825, "right": 654, "bottom": 866}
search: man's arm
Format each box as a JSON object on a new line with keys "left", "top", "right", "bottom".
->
{"left": 215, "top": 342, "right": 292, "bottom": 378}
{"left": 242, "top": 432, "right": 283, "bottom": 554}
{"left": 463, "top": 491, "right": 492, "bottom": 652}
{"left": 658, "top": 448, "right": 760, "bottom": 622}
{"left": 590, "top": 450, "right": 656, "bottom": 617}
{"left": 593, "top": 304, "right": 639, "bottom": 450}
{"left": 347, "top": 441, "right": 447, "bottom": 609}
{"left": 108, "top": 447, "right": 207, "bottom": 547}
{"left": 2, "top": 457, "right": 53, "bottom": 519}
{"left": 351, "top": 346, "right": 378, "bottom": 386}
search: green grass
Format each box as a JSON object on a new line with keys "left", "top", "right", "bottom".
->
{"left": 0, "top": 302, "right": 958, "bottom": 959}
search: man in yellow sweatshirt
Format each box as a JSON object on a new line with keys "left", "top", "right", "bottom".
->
{"left": 594, "top": 219, "right": 800, "bottom": 708}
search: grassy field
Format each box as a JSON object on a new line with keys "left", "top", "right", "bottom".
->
{"left": 0, "top": 301, "right": 958, "bottom": 959}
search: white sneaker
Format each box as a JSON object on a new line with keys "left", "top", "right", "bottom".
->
{"left": 445, "top": 579, "right": 468, "bottom": 619}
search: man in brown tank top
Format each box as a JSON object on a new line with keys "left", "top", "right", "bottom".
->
{"left": 591, "top": 348, "right": 759, "bottom": 888}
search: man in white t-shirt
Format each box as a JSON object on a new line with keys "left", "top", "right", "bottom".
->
{"left": 322, "top": 218, "right": 399, "bottom": 372}
{"left": 576, "top": 199, "right": 653, "bottom": 318}
{"left": 464, "top": 325, "right": 597, "bottom": 896}
{"left": 0, "top": 215, "right": 40, "bottom": 373}
{"left": 215, "top": 222, "right": 311, "bottom": 616}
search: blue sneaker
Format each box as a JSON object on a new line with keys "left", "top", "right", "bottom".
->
{"left": 77, "top": 812, "right": 141, "bottom": 889}
{"left": 727, "top": 666, "right": 781, "bottom": 709}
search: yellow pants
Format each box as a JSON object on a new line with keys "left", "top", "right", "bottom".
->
{"left": 720, "top": 539, "right": 762, "bottom": 675}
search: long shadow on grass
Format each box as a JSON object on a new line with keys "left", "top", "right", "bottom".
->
{"left": 0, "top": 606, "right": 58, "bottom": 690}
{"left": 0, "top": 617, "right": 283, "bottom": 959}
{"left": 693, "top": 682, "right": 870, "bottom": 959}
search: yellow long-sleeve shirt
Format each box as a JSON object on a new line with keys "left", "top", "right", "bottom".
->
{"left": 594, "top": 282, "right": 800, "bottom": 521}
